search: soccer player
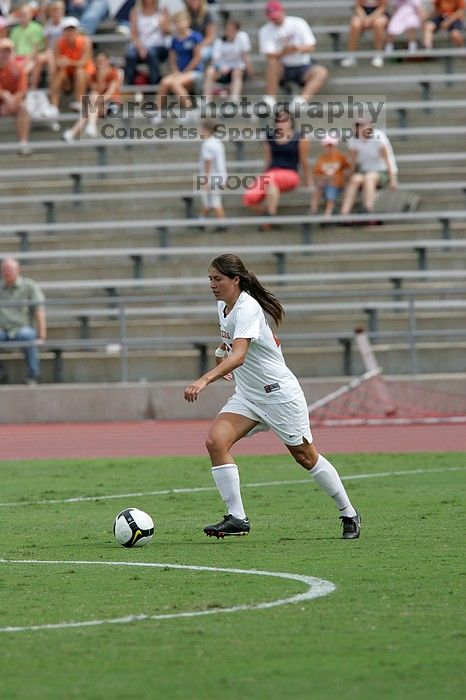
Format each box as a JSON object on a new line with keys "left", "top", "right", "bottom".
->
{"left": 184, "top": 254, "right": 360, "bottom": 540}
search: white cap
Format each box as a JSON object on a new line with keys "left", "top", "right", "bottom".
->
{"left": 322, "top": 134, "right": 339, "bottom": 146}
{"left": 62, "top": 16, "right": 80, "bottom": 29}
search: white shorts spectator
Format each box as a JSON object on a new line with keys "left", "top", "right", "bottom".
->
{"left": 201, "top": 191, "right": 223, "bottom": 209}
{"left": 220, "top": 391, "right": 313, "bottom": 446}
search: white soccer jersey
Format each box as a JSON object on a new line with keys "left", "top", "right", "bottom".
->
{"left": 217, "top": 291, "right": 303, "bottom": 404}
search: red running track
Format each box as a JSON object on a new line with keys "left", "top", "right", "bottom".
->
{"left": 1, "top": 421, "right": 465, "bottom": 461}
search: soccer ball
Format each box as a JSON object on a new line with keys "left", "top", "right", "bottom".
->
{"left": 113, "top": 508, "right": 155, "bottom": 547}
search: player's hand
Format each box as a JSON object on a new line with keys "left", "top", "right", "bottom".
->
{"left": 222, "top": 372, "right": 233, "bottom": 381}
{"left": 184, "top": 377, "right": 208, "bottom": 402}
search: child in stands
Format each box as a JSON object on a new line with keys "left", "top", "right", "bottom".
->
{"left": 310, "top": 135, "right": 351, "bottom": 216}
{"left": 151, "top": 9, "right": 203, "bottom": 124}
{"left": 423, "top": 0, "right": 464, "bottom": 48}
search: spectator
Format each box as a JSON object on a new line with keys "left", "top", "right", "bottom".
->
{"left": 50, "top": 16, "right": 93, "bottom": 111}
{"left": 0, "top": 257, "right": 47, "bottom": 384}
{"left": 79, "top": 0, "right": 135, "bottom": 37}
{"left": 29, "top": 0, "right": 65, "bottom": 89}
{"left": 385, "top": 0, "right": 424, "bottom": 53}
{"left": 203, "top": 18, "right": 253, "bottom": 102}
{"left": 184, "top": 0, "right": 217, "bottom": 63}
{"left": 423, "top": 0, "right": 464, "bottom": 48}
{"left": 63, "top": 50, "right": 121, "bottom": 140}
{"left": 124, "top": 0, "right": 170, "bottom": 87}
{"left": 310, "top": 134, "right": 351, "bottom": 216}
{"left": 340, "top": 118, "right": 398, "bottom": 216}
{"left": 258, "top": 0, "right": 328, "bottom": 112}
{"left": 243, "top": 107, "right": 312, "bottom": 229}
{"left": 341, "top": 0, "right": 390, "bottom": 68}
{"left": 9, "top": 3, "right": 45, "bottom": 82}
{"left": 0, "top": 37, "right": 31, "bottom": 154}
{"left": 198, "top": 118, "right": 226, "bottom": 224}
{"left": 151, "top": 9, "right": 203, "bottom": 124}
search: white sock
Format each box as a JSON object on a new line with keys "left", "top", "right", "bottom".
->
{"left": 211, "top": 464, "right": 246, "bottom": 519}
{"left": 310, "top": 455, "right": 357, "bottom": 517}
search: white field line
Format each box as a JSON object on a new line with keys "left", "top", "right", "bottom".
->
{"left": 0, "top": 560, "right": 336, "bottom": 633}
{"left": 0, "top": 466, "right": 463, "bottom": 509}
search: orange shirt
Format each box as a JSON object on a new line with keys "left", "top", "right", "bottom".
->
{"left": 0, "top": 59, "right": 27, "bottom": 95}
{"left": 434, "top": 0, "right": 464, "bottom": 15}
{"left": 56, "top": 34, "right": 94, "bottom": 72}
{"left": 313, "top": 149, "right": 351, "bottom": 188}
{"left": 89, "top": 66, "right": 121, "bottom": 101}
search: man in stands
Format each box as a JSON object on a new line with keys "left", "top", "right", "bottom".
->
{"left": 0, "top": 37, "right": 31, "bottom": 154}
{"left": 423, "top": 0, "right": 464, "bottom": 48}
{"left": 258, "top": 0, "right": 328, "bottom": 113}
{"left": 50, "top": 16, "right": 94, "bottom": 112}
{"left": 0, "top": 257, "right": 47, "bottom": 385}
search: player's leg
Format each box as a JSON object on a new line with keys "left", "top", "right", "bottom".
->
{"left": 263, "top": 397, "right": 360, "bottom": 538}
{"left": 204, "top": 410, "right": 259, "bottom": 537}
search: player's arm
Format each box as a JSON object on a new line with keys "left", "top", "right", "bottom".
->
{"left": 184, "top": 338, "right": 250, "bottom": 401}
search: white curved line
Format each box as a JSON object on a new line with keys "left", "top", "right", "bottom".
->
{"left": 0, "top": 466, "right": 461, "bottom": 508}
{"left": 0, "top": 559, "right": 335, "bottom": 633}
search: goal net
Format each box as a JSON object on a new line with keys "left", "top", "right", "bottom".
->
{"left": 308, "top": 330, "right": 466, "bottom": 426}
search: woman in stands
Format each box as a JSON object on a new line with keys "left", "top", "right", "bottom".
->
{"left": 184, "top": 0, "right": 217, "bottom": 63}
{"left": 340, "top": 117, "right": 398, "bottom": 216}
{"left": 124, "top": 0, "right": 170, "bottom": 87}
{"left": 243, "top": 107, "right": 312, "bottom": 229}
{"left": 341, "top": 0, "right": 390, "bottom": 68}
{"left": 183, "top": 253, "right": 360, "bottom": 540}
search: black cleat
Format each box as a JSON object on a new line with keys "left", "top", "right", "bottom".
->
{"left": 204, "top": 514, "right": 250, "bottom": 539}
{"left": 340, "top": 512, "right": 361, "bottom": 539}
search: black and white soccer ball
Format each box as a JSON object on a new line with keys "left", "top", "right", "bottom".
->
{"left": 113, "top": 508, "right": 154, "bottom": 547}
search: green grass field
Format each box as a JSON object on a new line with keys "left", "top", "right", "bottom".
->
{"left": 1, "top": 452, "right": 465, "bottom": 700}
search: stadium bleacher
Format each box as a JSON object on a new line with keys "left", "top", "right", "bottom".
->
{"left": 0, "top": 0, "right": 465, "bottom": 387}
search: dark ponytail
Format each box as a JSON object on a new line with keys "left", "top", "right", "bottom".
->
{"left": 210, "top": 254, "right": 285, "bottom": 326}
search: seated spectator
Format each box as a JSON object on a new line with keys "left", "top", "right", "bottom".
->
{"left": 63, "top": 50, "right": 121, "bottom": 140}
{"left": 341, "top": 0, "right": 390, "bottom": 68}
{"left": 0, "top": 38, "right": 31, "bottom": 154}
{"left": 30, "top": 0, "right": 65, "bottom": 89}
{"left": 258, "top": 1, "right": 328, "bottom": 112}
{"left": 124, "top": 0, "right": 170, "bottom": 87}
{"left": 184, "top": 0, "right": 217, "bottom": 63}
{"left": 423, "top": 0, "right": 464, "bottom": 48}
{"left": 151, "top": 9, "right": 203, "bottom": 124}
{"left": 79, "top": 0, "right": 134, "bottom": 37}
{"left": 385, "top": 0, "right": 424, "bottom": 53}
{"left": 310, "top": 135, "right": 351, "bottom": 216}
{"left": 0, "top": 257, "right": 47, "bottom": 384}
{"left": 50, "top": 16, "right": 93, "bottom": 112}
{"left": 340, "top": 118, "right": 398, "bottom": 216}
{"left": 203, "top": 18, "right": 253, "bottom": 102}
{"left": 198, "top": 118, "right": 227, "bottom": 224}
{"left": 243, "top": 107, "right": 312, "bottom": 229}
{"left": 9, "top": 3, "right": 45, "bottom": 83}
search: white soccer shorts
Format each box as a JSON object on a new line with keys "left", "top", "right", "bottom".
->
{"left": 220, "top": 392, "right": 313, "bottom": 446}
